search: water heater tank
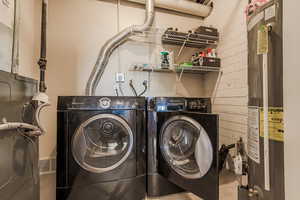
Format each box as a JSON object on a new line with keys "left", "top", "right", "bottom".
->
{"left": 246, "top": 0, "right": 284, "bottom": 199}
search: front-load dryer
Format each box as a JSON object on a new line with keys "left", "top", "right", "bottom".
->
{"left": 147, "top": 97, "right": 219, "bottom": 200}
{"left": 56, "top": 96, "right": 146, "bottom": 200}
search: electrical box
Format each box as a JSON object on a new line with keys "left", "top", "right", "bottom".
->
{"left": 115, "top": 73, "right": 125, "bottom": 83}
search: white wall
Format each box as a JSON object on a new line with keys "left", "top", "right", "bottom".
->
{"left": 203, "top": 0, "right": 248, "bottom": 146}
{"left": 283, "top": 1, "right": 300, "bottom": 200}
{"left": 0, "top": 0, "right": 40, "bottom": 76}
{"left": 0, "top": 0, "right": 14, "bottom": 72}
{"left": 18, "top": 0, "right": 40, "bottom": 79}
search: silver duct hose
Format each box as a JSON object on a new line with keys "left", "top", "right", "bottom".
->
{"left": 85, "top": 0, "right": 155, "bottom": 96}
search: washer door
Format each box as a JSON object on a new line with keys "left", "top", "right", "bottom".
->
{"left": 72, "top": 114, "right": 133, "bottom": 174}
{"left": 160, "top": 115, "right": 213, "bottom": 179}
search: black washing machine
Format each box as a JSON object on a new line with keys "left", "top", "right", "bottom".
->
{"left": 56, "top": 96, "right": 146, "bottom": 200}
{"left": 147, "top": 97, "right": 219, "bottom": 200}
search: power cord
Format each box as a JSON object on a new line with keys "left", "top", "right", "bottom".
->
{"left": 138, "top": 80, "right": 148, "bottom": 96}
{"left": 129, "top": 80, "right": 138, "bottom": 96}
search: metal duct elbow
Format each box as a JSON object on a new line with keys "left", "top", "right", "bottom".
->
{"left": 85, "top": 0, "right": 155, "bottom": 96}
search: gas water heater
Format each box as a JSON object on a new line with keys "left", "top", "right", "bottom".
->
{"left": 240, "top": 0, "right": 285, "bottom": 199}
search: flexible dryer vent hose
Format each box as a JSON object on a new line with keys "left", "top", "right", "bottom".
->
{"left": 85, "top": 0, "right": 155, "bottom": 96}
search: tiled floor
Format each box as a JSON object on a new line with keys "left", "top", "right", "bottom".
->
{"left": 146, "top": 182, "right": 238, "bottom": 200}
{"left": 40, "top": 171, "right": 239, "bottom": 200}
{"left": 146, "top": 171, "right": 239, "bottom": 200}
{"left": 146, "top": 193, "right": 202, "bottom": 200}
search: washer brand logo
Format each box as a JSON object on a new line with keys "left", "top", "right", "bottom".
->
{"left": 99, "top": 97, "right": 111, "bottom": 109}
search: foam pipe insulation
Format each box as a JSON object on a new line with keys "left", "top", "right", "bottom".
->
{"left": 127, "top": 0, "right": 213, "bottom": 17}
{"left": 0, "top": 122, "right": 41, "bottom": 134}
{"left": 0, "top": 102, "right": 49, "bottom": 136}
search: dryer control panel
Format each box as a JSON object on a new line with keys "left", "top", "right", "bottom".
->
{"left": 186, "top": 98, "right": 211, "bottom": 113}
{"left": 148, "top": 97, "right": 211, "bottom": 113}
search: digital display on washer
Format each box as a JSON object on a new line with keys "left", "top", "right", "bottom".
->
{"left": 156, "top": 99, "right": 186, "bottom": 111}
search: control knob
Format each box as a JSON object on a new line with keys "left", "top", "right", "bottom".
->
{"left": 99, "top": 97, "right": 111, "bottom": 109}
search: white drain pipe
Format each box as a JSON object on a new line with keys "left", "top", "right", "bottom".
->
{"left": 127, "top": 0, "right": 213, "bottom": 17}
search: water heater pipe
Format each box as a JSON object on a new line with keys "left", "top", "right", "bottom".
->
{"left": 85, "top": 0, "right": 155, "bottom": 96}
{"left": 0, "top": 123, "right": 40, "bottom": 132}
{"left": 126, "top": 0, "right": 213, "bottom": 17}
{"left": 263, "top": 53, "right": 270, "bottom": 191}
{"left": 38, "top": 0, "right": 48, "bottom": 93}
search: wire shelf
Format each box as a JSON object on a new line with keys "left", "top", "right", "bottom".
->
{"left": 129, "top": 67, "right": 173, "bottom": 73}
{"left": 175, "top": 66, "right": 221, "bottom": 74}
{"left": 129, "top": 65, "right": 221, "bottom": 75}
{"left": 128, "top": 28, "right": 219, "bottom": 49}
{"left": 162, "top": 29, "right": 219, "bottom": 49}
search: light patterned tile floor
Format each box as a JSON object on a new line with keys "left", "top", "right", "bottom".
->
{"left": 146, "top": 181, "right": 238, "bottom": 200}
{"left": 146, "top": 171, "right": 239, "bottom": 200}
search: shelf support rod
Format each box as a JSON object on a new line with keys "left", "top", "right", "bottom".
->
{"left": 177, "top": 33, "right": 191, "bottom": 58}
{"left": 212, "top": 70, "right": 223, "bottom": 105}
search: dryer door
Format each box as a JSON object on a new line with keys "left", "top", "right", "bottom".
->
{"left": 158, "top": 113, "right": 219, "bottom": 200}
{"left": 72, "top": 114, "right": 134, "bottom": 174}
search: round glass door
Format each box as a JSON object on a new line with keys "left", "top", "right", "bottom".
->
{"left": 72, "top": 114, "right": 133, "bottom": 174}
{"left": 160, "top": 115, "right": 213, "bottom": 179}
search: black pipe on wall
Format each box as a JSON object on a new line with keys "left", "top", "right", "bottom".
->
{"left": 38, "top": 0, "right": 48, "bottom": 93}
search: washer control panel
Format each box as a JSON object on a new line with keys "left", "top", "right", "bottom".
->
{"left": 58, "top": 96, "right": 146, "bottom": 110}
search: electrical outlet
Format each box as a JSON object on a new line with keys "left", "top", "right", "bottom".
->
{"left": 116, "top": 73, "right": 125, "bottom": 83}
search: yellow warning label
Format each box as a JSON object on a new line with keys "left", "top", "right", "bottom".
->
{"left": 257, "top": 25, "right": 269, "bottom": 55}
{"left": 259, "top": 107, "right": 284, "bottom": 142}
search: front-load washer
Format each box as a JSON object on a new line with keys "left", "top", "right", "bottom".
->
{"left": 56, "top": 96, "right": 146, "bottom": 200}
{"left": 147, "top": 97, "right": 219, "bottom": 200}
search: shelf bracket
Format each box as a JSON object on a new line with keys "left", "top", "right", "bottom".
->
{"left": 177, "top": 33, "right": 191, "bottom": 58}
{"left": 212, "top": 70, "right": 223, "bottom": 105}
{"left": 177, "top": 68, "right": 185, "bottom": 82}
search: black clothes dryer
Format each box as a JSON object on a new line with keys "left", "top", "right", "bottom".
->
{"left": 56, "top": 96, "right": 146, "bottom": 200}
{"left": 147, "top": 97, "right": 219, "bottom": 200}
